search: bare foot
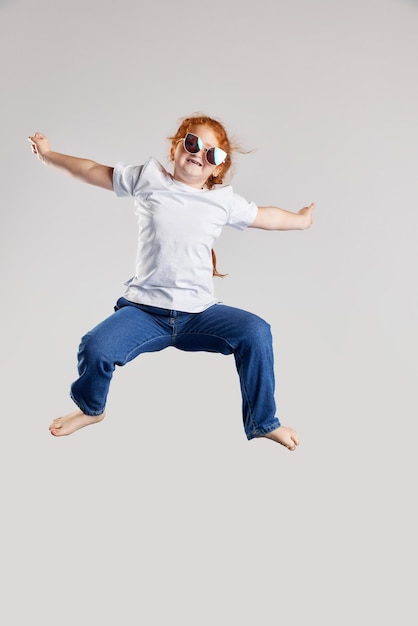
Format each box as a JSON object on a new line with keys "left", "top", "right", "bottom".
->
{"left": 261, "top": 425, "right": 299, "bottom": 451}
{"left": 49, "top": 410, "right": 105, "bottom": 437}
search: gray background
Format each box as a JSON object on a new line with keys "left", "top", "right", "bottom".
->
{"left": 1, "top": 0, "right": 417, "bottom": 623}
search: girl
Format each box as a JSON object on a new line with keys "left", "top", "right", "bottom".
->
{"left": 28, "top": 114, "right": 315, "bottom": 451}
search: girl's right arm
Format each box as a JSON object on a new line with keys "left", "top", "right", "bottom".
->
{"left": 28, "top": 132, "right": 114, "bottom": 191}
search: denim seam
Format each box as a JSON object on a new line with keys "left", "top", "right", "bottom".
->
{"left": 233, "top": 351, "right": 258, "bottom": 436}
{"left": 175, "top": 330, "right": 235, "bottom": 343}
{"left": 120, "top": 335, "right": 171, "bottom": 363}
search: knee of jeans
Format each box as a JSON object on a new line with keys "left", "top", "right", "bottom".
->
{"left": 246, "top": 317, "right": 271, "bottom": 340}
{"left": 79, "top": 331, "right": 114, "bottom": 365}
{"left": 242, "top": 316, "right": 272, "bottom": 345}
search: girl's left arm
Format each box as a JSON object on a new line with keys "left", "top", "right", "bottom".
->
{"left": 249, "top": 202, "right": 315, "bottom": 230}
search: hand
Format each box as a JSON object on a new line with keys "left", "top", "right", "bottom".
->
{"left": 27, "top": 132, "right": 51, "bottom": 163}
{"left": 298, "top": 202, "right": 316, "bottom": 229}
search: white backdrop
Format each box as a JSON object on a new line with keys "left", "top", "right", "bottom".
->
{"left": 1, "top": 0, "right": 417, "bottom": 624}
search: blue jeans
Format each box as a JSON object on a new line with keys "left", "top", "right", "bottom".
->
{"left": 70, "top": 297, "right": 280, "bottom": 440}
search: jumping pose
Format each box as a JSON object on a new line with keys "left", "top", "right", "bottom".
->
{"left": 28, "top": 114, "right": 315, "bottom": 450}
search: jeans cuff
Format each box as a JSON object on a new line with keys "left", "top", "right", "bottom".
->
{"left": 246, "top": 418, "right": 281, "bottom": 441}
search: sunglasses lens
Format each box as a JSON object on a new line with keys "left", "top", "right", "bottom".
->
{"left": 184, "top": 133, "right": 201, "bottom": 154}
{"left": 207, "top": 147, "right": 226, "bottom": 166}
{"left": 183, "top": 133, "right": 227, "bottom": 166}
{"left": 206, "top": 148, "right": 216, "bottom": 166}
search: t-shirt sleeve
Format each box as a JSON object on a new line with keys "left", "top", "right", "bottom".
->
{"left": 227, "top": 191, "right": 258, "bottom": 229}
{"left": 113, "top": 162, "right": 144, "bottom": 197}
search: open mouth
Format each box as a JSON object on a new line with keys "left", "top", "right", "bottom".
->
{"left": 187, "top": 158, "right": 202, "bottom": 167}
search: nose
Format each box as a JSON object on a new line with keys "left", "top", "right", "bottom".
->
{"left": 193, "top": 145, "right": 205, "bottom": 156}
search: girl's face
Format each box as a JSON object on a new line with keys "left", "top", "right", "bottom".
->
{"left": 172, "top": 124, "right": 223, "bottom": 189}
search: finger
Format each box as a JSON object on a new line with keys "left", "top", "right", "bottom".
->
{"left": 29, "top": 132, "right": 45, "bottom": 142}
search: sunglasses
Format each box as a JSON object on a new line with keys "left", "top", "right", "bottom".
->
{"left": 182, "top": 132, "right": 227, "bottom": 166}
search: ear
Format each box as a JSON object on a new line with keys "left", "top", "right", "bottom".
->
{"left": 170, "top": 140, "right": 179, "bottom": 162}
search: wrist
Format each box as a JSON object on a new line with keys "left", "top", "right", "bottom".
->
{"left": 43, "top": 150, "right": 64, "bottom": 167}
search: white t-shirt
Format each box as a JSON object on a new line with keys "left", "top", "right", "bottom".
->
{"left": 113, "top": 157, "right": 258, "bottom": 312}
